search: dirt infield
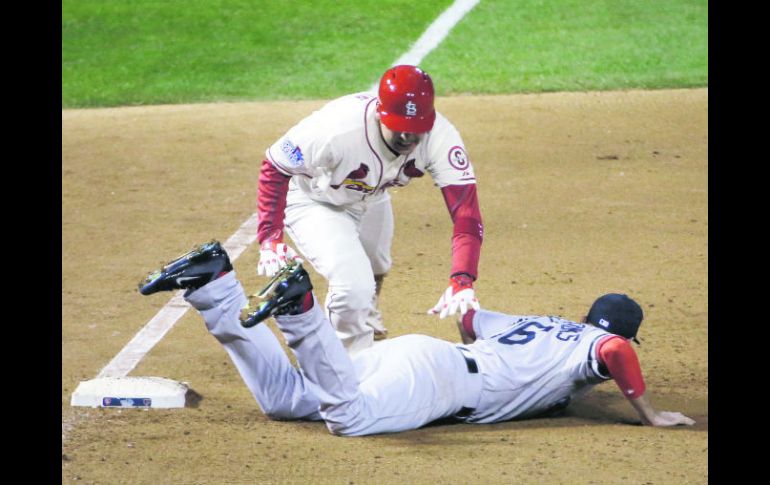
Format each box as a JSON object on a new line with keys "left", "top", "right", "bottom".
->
{"left": 62, "top": 88, "right": 707, "bottom": 484}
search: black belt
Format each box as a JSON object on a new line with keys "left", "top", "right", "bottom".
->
{"left": 455, "top": 347, "right": 479, "bottom": 418}
{"left": 457, "top": 346, "right": 479, "bottom": 374}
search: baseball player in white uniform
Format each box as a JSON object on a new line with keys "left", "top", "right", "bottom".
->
{"left": 139, "top": 242, "right": 695, "bottom": 436}
{"left": 256, "top": 65, "right": 483, "bottom": 353}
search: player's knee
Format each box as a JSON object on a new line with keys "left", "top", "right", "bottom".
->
{"left": 325, "top": 422, "right": 347, "bottom": 436}
{"left": 349, "top": 284, "right": 375, "bottom": 310}
{"left": 263, "top": 407, "right": 295, "bottom": 421}
{"left": 264, "top": 412, "right": 286, "bottom": 421}
{"left": 260, "top": 398, "right": 304, "bottom": 421}
{"left": 325, "top": 420, "right": 363, "bottom": 437}
{"left": 321, "top": 403, "right": 369, "bottom": 436}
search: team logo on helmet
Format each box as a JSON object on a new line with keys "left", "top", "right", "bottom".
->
{"left": 405, "top": 101, "right": 417, "bottom": 116}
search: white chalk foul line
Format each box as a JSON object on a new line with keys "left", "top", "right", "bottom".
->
{"left": 368, "top": 0, "right": 480, "bottom": 92}
{"left": 96, "top": 213, "right": 259, "bottom": 378}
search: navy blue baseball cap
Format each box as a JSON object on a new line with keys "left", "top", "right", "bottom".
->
{"left": 586, "top": 293, "right": 643, "bottom": 344}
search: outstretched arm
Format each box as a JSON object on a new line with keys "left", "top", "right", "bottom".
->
{"left": 440, "top": 184, "right": 483, "bottom": 279}
{"left": 597, "top": 336, "right": 695, "bottom": 427}
{"left": 428, "top": 184, "right": 484, "bottom": 318}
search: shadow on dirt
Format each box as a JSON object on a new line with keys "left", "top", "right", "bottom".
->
{"left": 185, "top": 388, "right": 203, "bottom": 408}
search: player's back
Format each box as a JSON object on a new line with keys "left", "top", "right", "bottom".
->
{"left": 464, "top": 313, "right": 612, "bottom": 423}
{"left": 293, "top": 92, "right": 374, "bottom": 140}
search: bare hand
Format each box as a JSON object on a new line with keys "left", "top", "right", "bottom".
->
{"left": 647, "top": 411, "right": 696, "bottom": 427}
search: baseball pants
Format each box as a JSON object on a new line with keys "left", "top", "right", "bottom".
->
{"left": 185, "top": 272, "right": 481, "bottom": 436}
{"left": 283, "top": 188, "right": 393, "bottom": 354}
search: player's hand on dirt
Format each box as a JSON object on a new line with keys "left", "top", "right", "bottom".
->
{"left": 257, "top": 241, "right": 302, "bottom": 277}
{"left": 647, "top": 411, "right": 696, "bottom": 427}
{"left": 428, "top": 274, "right": 480, "bottom": 319}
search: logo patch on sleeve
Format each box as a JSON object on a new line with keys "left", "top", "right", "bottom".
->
{"left": 281, "top": 139, "right": 305, "bottom": 168}
{"left": 448, "top": 146, "right": 470, "bottom": 170}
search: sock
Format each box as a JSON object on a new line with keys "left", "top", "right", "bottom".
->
{"left": 300, "top": 292, "right": 314, "bottom": 313}
{"left": 215, "top": 271, "right": 230, "bottom": 280}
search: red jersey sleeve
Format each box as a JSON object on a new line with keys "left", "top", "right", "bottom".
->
{"left": 440, "top": 184, "right": 484, "bottom": 279}
{"left": 596, "top": 335, "right": 647, "bottom": 400}
{"left": 257, "top": 159, "right": 291, "bottom": 244}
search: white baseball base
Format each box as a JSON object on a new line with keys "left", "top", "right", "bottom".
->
{"left": 70, "top": 376, "right": 190, "bottom": 408}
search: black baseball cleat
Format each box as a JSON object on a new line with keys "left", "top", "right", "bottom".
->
{"left": 138, "top": 240, "right": 233, "bottom": 295}
{"left": 240, "top": 261, "right": 313, "bottom": 328}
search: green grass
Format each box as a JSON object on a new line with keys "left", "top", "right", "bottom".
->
{"left": 62, "top": 0, "right": 455, "bottom": 107}
{"left": 425, "top": 0, "right": 708, "bottom": 94}
{"left": 62, "top": 0, "right": 707, "bottom": 108}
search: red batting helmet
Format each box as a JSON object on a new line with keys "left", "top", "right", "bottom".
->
{"left": 377, "top": 65, "right": 436, "bottom": 134}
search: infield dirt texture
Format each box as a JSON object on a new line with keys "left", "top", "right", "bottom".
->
{"left": 62, "top": 89, "right": 707, "bottom": 484}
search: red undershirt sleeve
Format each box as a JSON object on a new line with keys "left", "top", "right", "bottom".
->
{"left": 440, "top": 184, "right": 484, "bottom": 279}
{"left": 257, "top": 159, "right": 291, "bottom": 244}
{"left": 596, "top": 335, "right": 647, "bottom": 400}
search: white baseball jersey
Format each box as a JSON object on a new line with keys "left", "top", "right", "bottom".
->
{"left": 462, "top": 309, "right": 613, "bottom": 423}
{"left": 260, "top": 92, "right": 483, "bottom": 354}
{"left": 265, "top": 92, "right": 477, "bottom": 208}
{"left": 188, "top": 273, "right": 616, "bottom": 436}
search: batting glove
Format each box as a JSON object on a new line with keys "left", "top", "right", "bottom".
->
{"left": 257, "top": 241, "right": 302, "bottom": 277}
{"left": 428, "top": 274, "right": 481, "bottom": 319}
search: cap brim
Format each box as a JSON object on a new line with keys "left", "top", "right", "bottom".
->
{"left": 379, "top": 110, "right": 435, "bottom": 134}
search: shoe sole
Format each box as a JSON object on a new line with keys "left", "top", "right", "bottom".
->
{"left": 256, "top": 262, "right": 301, "bottom": 299}
{"left": 240, "top": 261, "right": 307, "bottom": 328}
{"left": 138, "top": 241, "right": 224, "bottom": 295}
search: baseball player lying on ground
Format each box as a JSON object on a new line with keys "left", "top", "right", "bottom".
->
{"left": 256, "top": 64, "right": 483, "bottom": 354}
{"left": 139, "top": 241, "right": 694, "bottom": 436}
